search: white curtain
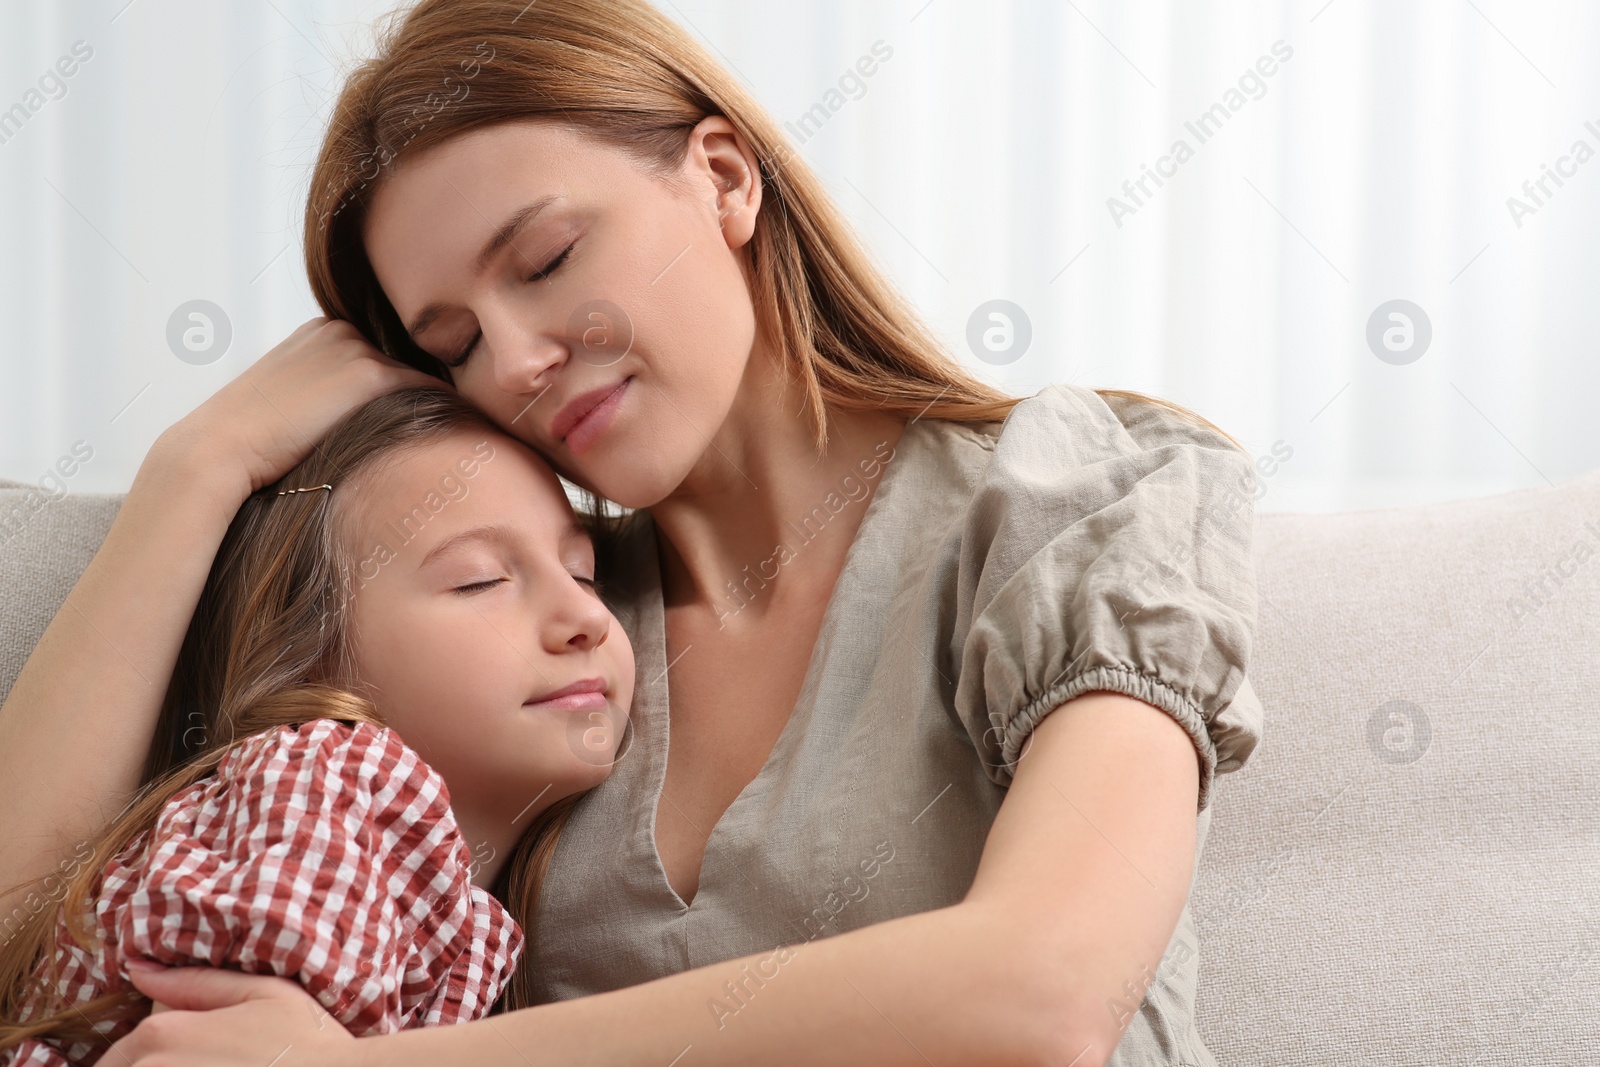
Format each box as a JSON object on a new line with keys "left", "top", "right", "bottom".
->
{"left": 2, "top": 0, "right": 1594, "bottom": 511}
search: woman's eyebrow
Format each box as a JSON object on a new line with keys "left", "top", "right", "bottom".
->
{"left": 406, "top": 194, "right": 563, "bottom": 339}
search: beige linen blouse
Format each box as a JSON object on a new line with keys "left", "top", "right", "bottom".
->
{"left": 528, "top": 382, "right": 1266, "bottom": 1066}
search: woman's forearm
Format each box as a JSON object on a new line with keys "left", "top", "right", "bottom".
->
{"left": 0, "top": 427, "right": 247, "bottom": 912}
{"left": 354, "top": 900, "right": 1070, "bottom": 1067}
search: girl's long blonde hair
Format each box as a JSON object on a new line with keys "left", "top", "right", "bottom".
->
{"left": 302, "top": 0, "right": 1246, "bottom": 487}
{"left": 0, "top": 388, "right": 575, "bottom": 1054}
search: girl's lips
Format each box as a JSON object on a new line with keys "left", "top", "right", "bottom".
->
{"left": 521, "top": 681, "right": 608, "bottom": 713}
{"left": 565, "top": 378, "right": 630, "bottom": 455}
{"left": 523, "top": 690, "right": 609, "bottom": 712}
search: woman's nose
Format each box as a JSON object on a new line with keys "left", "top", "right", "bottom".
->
{"left": 482, "top": 304, "right": 566, "bottom": 395}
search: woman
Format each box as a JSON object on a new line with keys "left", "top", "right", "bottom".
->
{"left": 0, "top": 1, "right": 1265, "bottom": 1064}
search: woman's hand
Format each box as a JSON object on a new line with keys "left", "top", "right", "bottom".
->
{"left": 108, "top": 963, "right": 362, "bottom": 1067}
{"left": 155, "top": 317, "right": 442, "bottom": 499}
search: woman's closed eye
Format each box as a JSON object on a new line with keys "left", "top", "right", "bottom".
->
{"left": 444, "top": 241, "right": 579, "bottom": 369}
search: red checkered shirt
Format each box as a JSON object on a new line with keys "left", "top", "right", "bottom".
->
{"left": 5, "top": 718, "right": 523, "bottom": 1065}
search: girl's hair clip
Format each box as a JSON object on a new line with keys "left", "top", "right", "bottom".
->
{"left": 276, "top": 484, "right": 334, "bottom": 497}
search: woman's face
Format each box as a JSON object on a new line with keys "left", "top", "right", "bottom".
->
{"left": 335, "top": 428, "right": 635, "bottom": 831}
{"left": 363, "top": 117, "right": 767, "bottom": 509}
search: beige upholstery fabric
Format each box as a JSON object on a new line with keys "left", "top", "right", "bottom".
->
{"left": 1191, "top": 468, "right": 1600, "bottom": 1064}
{"left": 2, "top": 471, "right": 1596, "bottom": 1061}
{"left": 0, "top": 478, "right": 124, "bottom": 700}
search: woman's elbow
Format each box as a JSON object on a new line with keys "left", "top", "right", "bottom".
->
{"left": 987, "top": 977, "right": 1116, "bottom": 1067}
{"left": 952, "top": 908, "right": 1119, "bottom": 1067}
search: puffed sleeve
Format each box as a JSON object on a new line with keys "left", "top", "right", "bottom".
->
{"left": 950, "top": 383, "right": 1264, "bottom": 812}
{"left": 106, "top": 719, "right": 523, "bottom": 1033}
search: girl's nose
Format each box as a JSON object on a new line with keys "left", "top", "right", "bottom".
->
{"left": 546, "top": 576, "right": 613, "bottom": 654}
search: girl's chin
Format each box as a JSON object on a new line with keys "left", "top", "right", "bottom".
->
{"left": 477, "top": 768, "right": 592, "bottom": 815}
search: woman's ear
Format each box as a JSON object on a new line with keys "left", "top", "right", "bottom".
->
{"left": 685, "top": 115, "right": 762, "bottom": 248}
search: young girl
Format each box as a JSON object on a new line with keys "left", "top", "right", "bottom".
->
{"left": 0, "top": 386, "right": 635, "bottom": 1064}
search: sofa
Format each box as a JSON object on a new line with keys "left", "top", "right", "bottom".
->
{"left": 3, "top": 470, "right": 1598, "bottom": 1063}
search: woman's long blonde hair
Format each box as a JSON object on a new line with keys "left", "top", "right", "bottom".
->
{"left": 0, "top": 388, "right": 576, "bottom": 1055}
{"left": 302, "top": 0, "right": 1246, "bottom": 482}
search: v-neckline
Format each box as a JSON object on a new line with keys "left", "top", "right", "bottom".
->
{"left": 637, "top": 420, "right": 922, "bottom": 911}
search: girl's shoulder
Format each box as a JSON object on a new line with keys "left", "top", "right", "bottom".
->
{"left": 223, "top": 718, "right": 448, "bottom": 817}
{"left": 217, "top": 717, "right": 423, "bottom": 789}
{"left": 145, "top": 718, "right": 462, "bottom": 870}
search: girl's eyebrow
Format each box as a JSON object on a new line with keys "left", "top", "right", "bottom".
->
{"left": 564, "top": 518, "right": 596, "bottom": 561}
{"left": 418, "top": 523, "right": 515, "bottom": 569}
{"left": 417, "top": 517, "right": 591, "bottom": 569}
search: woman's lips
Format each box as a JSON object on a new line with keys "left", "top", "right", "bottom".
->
{"left": 564, "top": 377, "right": 630, "bottom": 455}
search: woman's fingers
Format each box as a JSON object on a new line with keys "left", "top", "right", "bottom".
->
{"left": 124, "top": 963, "right": 310, "bottom": 1012}
{"left": 110, "top": 965, "right": 357, "bottom": 1066}
{"left": 161, "top": 316, "right": 448, "bottom": 496}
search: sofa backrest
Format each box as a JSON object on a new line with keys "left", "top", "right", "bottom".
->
{"left": 1, "top": 478, "right": 125, "bottom": 699}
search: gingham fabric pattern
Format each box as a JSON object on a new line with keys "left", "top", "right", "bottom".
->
{"left": 4, "top": 718, "right": 522, "bottom": 1065}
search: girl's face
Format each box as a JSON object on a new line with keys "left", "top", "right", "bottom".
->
{"left": 362, "top": 117, "right": 767, "bottom": 511}
{"left": 334, "top": 428, "right": 635, "bottom": 846}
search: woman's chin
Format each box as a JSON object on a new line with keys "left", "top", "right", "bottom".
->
{"left": 572, "top": 459, "right": 684, "bottom": 513}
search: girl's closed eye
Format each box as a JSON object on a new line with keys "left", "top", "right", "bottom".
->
{"left": 454, "top": 574, "right": 600, "bottom": 596}
{"left": 453, "top": 577, "right": 507, "bottom": 596}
